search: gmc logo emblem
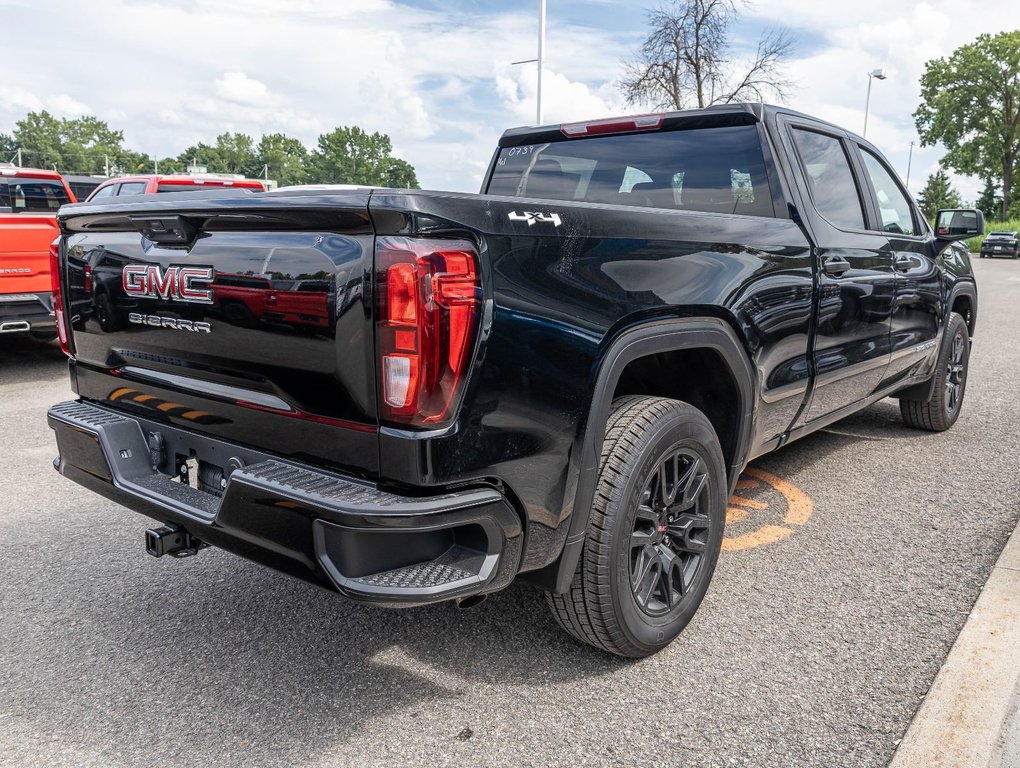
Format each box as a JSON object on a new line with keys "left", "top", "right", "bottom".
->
{"left": 122, "top": 265, "right": 214, "bottom": 304}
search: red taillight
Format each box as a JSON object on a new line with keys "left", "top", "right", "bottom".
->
{"left": 560, "top": 113, "right": 665, "bottom": 137}
{"left": 377, "top": 237, "right": 481, "bottom": 427}
{"left": 49, "top": 238, "right": 70, "bottom": 356}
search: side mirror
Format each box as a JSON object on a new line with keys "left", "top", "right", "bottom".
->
{"left": 935, "top": 208, "right": 984, "bottom": 241}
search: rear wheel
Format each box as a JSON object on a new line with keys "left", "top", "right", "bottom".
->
{"left": 899, "top": 312, "right": 969, "bottom": 432}
{"left": 545, "top": 396, "right": 726, "bottom": 657}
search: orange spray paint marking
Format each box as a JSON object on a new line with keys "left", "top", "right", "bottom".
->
{"left": 722, "top": 467, "right": 814, "bottom": 552}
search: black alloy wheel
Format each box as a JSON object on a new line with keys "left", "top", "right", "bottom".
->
{"left": 630, "top": 449, "right": 711, "bottom": 616}
{"left": 944, "top": 330, "right": 966, "bottom": 417}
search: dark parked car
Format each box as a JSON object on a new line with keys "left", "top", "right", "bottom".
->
{"left": 47, "top": 104, "right": 982, "bottom": 657}
{"left": 979, "top": 230, "right": 1019, "bottom": 259}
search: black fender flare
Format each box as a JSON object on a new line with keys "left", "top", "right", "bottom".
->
{"left": 548, "top": 317, "right": 757, "bottom": 593}
{"left": 895, "top": 280, "right": 978, "bottom": 402}
{"left": 948, "top": 280, "right": 977, "bottom": 333}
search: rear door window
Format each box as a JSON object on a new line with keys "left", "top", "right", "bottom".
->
{"left": 789, "top": 128, "right": 866, "bottom": 231}
{"left": 486, "top": 124, "right": 775, "bottom": 217}
{"left": 90, "top": 184, "right": 117, "bottom": 200}
{"left": 117, "top": 181, "right": 147, "bottom": 196}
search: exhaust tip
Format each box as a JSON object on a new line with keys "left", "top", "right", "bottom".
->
{"left": 454, "top": 594, "right": 487, "bottom": 610}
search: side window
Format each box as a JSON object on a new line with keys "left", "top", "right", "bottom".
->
{"left": 117, "top": 181, "right": 147, "bottom": 196}
{"left": 790, "top": 128, "right": 865, "bottom": 230}
{"left": 859, "top": 149, "right": 918, "bottom": 236}
{"left": 0, "top": 181, "right": 10, "bottom": 210}
{"left": 90, "top": 184, "right": 117, "bottom": 200}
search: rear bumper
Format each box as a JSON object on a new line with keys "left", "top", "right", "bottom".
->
{"left": 980, "top": 246, "right": 1019, "bottom": 256}
{"left": 0, "top": 292, "right": 54, "bottom": 332}
{"left": 48, "top": 400, "right": 523, "bottom": 606}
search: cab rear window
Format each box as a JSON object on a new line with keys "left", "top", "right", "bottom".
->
{"left": 486, "top": 125, "right": 775, "bottom": 217}
{"left": 0, "top": 178, "right": 71, "bottom": 213}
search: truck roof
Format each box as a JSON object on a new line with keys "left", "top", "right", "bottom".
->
{"left": 0, "top": 166, "right": 68, "bottom": 181}
{"left": 498, "top": 103, "right": 853, "bottom": 147}
{"left": 115, "top": 174, "right": 265, "bottom": 189}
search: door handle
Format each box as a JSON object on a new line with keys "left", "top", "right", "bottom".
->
{"left": 893, "top": 254, "right": 912, "bottom": 272}
{"left": 822, "top": 256, "right": 851, "bottom": 277}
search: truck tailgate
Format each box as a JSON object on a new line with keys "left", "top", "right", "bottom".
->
{"left": 0, "top": 213, "right": 58, "bottom": 294}
{"left": 58, "top": 192, "right": 379, "bottom": 476}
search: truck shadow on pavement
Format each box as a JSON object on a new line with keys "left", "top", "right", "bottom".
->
{"left": 0, "top": 336, "right": 67, "bottom": 384}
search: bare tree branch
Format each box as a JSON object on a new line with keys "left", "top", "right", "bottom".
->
{"left": 620, "top": 0, "right": 795, "bottom": 111}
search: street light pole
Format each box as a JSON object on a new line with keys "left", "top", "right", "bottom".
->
{"left": 510, "top": 0, "right": 547, "bottom": 126}
{"left": 863, "top": 68, "right": 887, "bottom": 138}
{"left": 537, "top": 0, "right": 546, "bottom": 126}
{"left": 906, "top": 140, "right": 915, "bottom": 190}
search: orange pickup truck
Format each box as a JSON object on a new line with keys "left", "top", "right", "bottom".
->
{"left": 0, "top": 166, "right": 76, "bottom": 339}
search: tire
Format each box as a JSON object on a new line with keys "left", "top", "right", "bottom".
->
{"left": 899, "top": 312, "right": 970, "bottom": 432}
{"left": 545, "top": 396, "right": 727, "bottom": 657}
{"left": 94, "top": 291, "right": 121, "bottom": 333}
{"left": 222, "top": 301, "right": 257, "bottom": 328}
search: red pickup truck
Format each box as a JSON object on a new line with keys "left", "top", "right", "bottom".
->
{"left": 0, "top": 166, "right": 76, "bottom": 339}
{"left": 85, "top": 174, "right": 265, "bottom": 201}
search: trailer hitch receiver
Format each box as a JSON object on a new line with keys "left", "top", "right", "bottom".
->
{"left": 145, "top": 522, "right": 208, "bottom": 558}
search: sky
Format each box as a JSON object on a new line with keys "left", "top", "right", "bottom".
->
{"left": 1, "top": 0, "right": 1018, "bottom": 201}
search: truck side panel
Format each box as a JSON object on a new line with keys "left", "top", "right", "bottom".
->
{"left": 370, "top": 192, "right": 813, "bottom": 570}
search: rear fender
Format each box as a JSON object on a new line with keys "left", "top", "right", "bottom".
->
{"left": 546, "top": 317, "right": 756, "bottom": 593}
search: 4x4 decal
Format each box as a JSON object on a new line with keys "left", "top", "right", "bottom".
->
{"left": 507, "top": 211, "right": 562, "bottom": 227}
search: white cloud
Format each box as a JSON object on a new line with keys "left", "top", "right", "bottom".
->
{"left": 496, "top": 64, "right": 624, "bottom": 127}
{"left": 0, "top": 86, "right": 43, "bottom": 119}
{"left": 214, "top": 72, "right": 274, "bottom": 107}
{"left": 46, "top": 94, "right": 92, "bottom": 116}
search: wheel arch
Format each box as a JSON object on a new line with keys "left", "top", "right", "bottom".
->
{"left": 543, "top": 317, "right": 756, "bottom": 593}
{"left": 949, "top": 281, "right": 977, "bottom": 336}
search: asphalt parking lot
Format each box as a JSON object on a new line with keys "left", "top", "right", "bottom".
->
{"left": 1, "top": 258, "right": 1018, "bottom": 768}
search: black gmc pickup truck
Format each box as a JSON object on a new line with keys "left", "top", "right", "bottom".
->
{"left": 47, "top": 105, "right": 982, "bottom": 657}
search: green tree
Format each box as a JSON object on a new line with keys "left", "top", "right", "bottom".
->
{"left": 915, "top": 31, "right": 1020, "bottom": 220}
{"left": 308, "top": 126, "right": 419, "bottom": 188}
{"left": 621, "top": 0, "right": 794, "bottom": 110}
{"left": 1, "top": 132, "right": 17, "bottom": 162}
{"left": 176, "top": 141, "right": 220, "bottom": 172}
{"left": 254, "top": 133, "right": 308, "bottom": 187}
{"left": 975, "top": 178, "right": 1002, "bottom": 220}
{"left": 177, "top": 132, "right": 257, "bottom": 176}
{"left": 383, "top": 157, "right": 419, "bottom": 189}
{"left": 916, "top": 169, "right": 962, "bottom": 218}
{"left": 12, "top": 110, "right": 136, "bottom": 174}
{"left": 214, "top": 132, "right": 257, "bottom": 176}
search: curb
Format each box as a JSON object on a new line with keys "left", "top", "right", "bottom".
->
{"left": 889, "top": 524, "right": 1020, "bottom": 767}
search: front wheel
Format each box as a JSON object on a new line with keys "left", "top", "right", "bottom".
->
{"left": 545, "top": 396, "right": 727, "bottom": 657}
{"left": 899, "top": 312, "right": 970, "bottom": 431}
